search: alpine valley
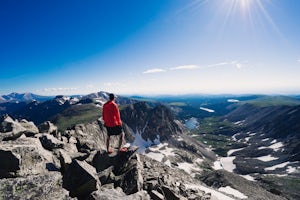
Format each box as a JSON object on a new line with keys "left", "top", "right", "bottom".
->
{"left": 0, "top": 91, "right": 299, "bottom": 200}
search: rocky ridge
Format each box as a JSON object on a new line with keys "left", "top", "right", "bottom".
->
{"left": 0, "top": 114, "right": 286, "bottom": 200}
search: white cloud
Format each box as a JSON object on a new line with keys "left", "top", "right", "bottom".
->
{"left": 143, "top": 61, "right": 245, "bottom": 75}
{"left": 170, "top": 65, "right": 200, "bottom": 70}
{"left": 43, "top": 87, "right": 78, "bottom": 92}
{"left": 207, "top": 62, "right": 229, "bottom": 67}
{"left": 143, "top": 68, "right": 166, "bottom": 74}
{"left": 297, "top": 59, "right": 300, "bottom": 63}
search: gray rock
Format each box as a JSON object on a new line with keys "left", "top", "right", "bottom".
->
{"left": 114, "top": 154, "right": 143, "bottom": 195}
{"left": 87, "top": 188, "right": 150, "bottom": 200}
{"left": 0, "top": 116, "right": 26, "bottom": 141}
{"left": 63, "top": 159, "right": 101, "bottom": 199}
{"left": 38, "top": 121, "right": 58, "bottom": 136}
{"left": 0, "top": 149, "right": 20, "bottom": 178}
{"left": 150, "top": 190, "right": 164, "bottom": 200}
{"left": 0, "top": 172, "right": 74, "bottom": 200}
{"left": 0, "top": 137, "right": 59, "bottom": 177}
{"left": 39, "top": 133, "right": 64, "bottom": 151}
{"left": 20, "top": 119, "right": 39, "bottom": 137}
{"left": 161, "top": 185, "right": 181, "bottom": 200}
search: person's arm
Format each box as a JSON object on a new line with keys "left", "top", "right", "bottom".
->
{"left": 102, "top": 105, "right": 107, "bottom": 125}
{"left": 113, "top": 103, "right": 122, "bottom": 125}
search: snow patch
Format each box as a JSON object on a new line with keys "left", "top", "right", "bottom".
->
{"left": 213, "top": 161, "right": 223, "bottom": 170}
{"left": 258, "top": 146, "right": 269, "bottom": 150}
{"left": 220, "top": 156, "right": 236, "bottom": 172}
{"left": 164, "top": 160, "right": 171, "bottom": 167}
{"left": 286, "top": 166, "right": 299, "bottom": 174}
{"left": 177, "top": 162, "right": 201, "bottom": 174}
{"left": 270, "top": 139, "right": 277, "bottom": 144}
{"left": 232, "top": 133, "right": 242, "bottom": 141}
{"left": 185, "top": 184, "right": 236, "bottom": 200}
{"left": 268, "top": 142, "right": 284, "bottom": 151}
{"left": 146, "top": 152, "right": 164, "bottom": 162}
{"left": 177, "top": 136, "right": 184, "bottom": 141}
{"left": 218, "top": 186, "right": 248, "bottom": 199}
{"left": 256, "top": 155, "right": 279, "bottom": 162}
{"left": 240, "top": 174, "right": 256, "bottom": 181}
{"left": 213, "top": 157, "right": 236, "bottom": 172}
{"left": 148, "top": 143, "right": 175, "bottom": 157}
{"left": 261, "top": 138, "right": 270, "bottom": 142}
{"left": 131, "top": 125, "right": 160, "bottom": 153}
{"left": 244, "top": 137, "right": 251, "bottom": 143}
{"left": 265, "top": 162, "right": 291, "bottom": 171}
{"left": 200, "top": 107, "right": 215, "bottom": 113}
{"left": 233, "top": 120, "right": 244, "bottom": 126}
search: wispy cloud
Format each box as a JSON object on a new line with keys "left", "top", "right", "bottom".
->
{"left": 169, "top": 65, "right": 200, "bottom": 70}
{"left": 297, "top": 59, "right": 300, "bottom": 63}
{"left": 143, "top": 61, "right": 245, "bottom": 75}
{"left": 42, "top": 87, "right": 78, "bottom": 92}
{"left": 143, "top": 68, "right": 166, "bottom": 74}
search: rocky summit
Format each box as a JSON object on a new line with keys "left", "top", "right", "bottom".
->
{"left": 0, "top": 113, "right": 288, "bottom": 200}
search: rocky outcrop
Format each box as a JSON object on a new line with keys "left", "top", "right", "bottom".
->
{"left": 121, "top": 102, "right": 184, "bottom": 142}
{"left": 1, "top": 114, "right": 288, "bottom": 200}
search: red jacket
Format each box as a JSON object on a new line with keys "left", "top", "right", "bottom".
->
{"left": 102, "top": 100, "right": 122, "bottom": 127}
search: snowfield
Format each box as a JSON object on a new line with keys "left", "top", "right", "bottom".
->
{"left": 218, "top": 186, "right": 248, "bottom": 199}
{"left": 185, "top": 184, "right": 236, "bottom": 200}
{"left": 200, "top": 107, "right": 215, "bottom": 113}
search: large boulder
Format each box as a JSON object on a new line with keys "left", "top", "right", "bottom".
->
{"left": 72, "top": 122, "right": 107, "bottom": 151}
{"left": 0, "top": 115, "right": 26, "bottom": 141}
{"left": 39, "top": 133, "right": 64, "bottom": 151}
{"left": 38, "top": 121, "right": 58, "bottom": 137}
{"left": 0, "top": 172, "right": 74, "bottom": 200}
{"left": 62, "top": 159, "right": 101, "bottom": 199}
{"left": 0, "top": 137, "right": 59, "bottom": 177}
{"left": 19, "top": 119, "right": 39, "bottom": 137}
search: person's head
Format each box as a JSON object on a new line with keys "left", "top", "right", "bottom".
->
{"left": 109, "top": 93, "right": 115, "bottom": 101}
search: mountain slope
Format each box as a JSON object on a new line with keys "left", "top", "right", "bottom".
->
{"left": 0, "top": 92, "right": 53, "bottom": 103}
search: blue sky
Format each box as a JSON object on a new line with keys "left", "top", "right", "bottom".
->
{"left": 1, "top": 0, "right": 300, "bottom": 95}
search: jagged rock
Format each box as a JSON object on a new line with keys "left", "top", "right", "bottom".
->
{"left": 87, "top": 188, "right": 150, "bottom": 200}
{"left": 57, "top": 149, "right": 72, "bottom": 173}
{"left": 91, "top": 146, "right": 142, "bottom": 195}
{"left": 121, "top": 102, "right": 184, "bottom": 142}
{"left": 114, "top": 153, "right": 143, "bottom": 195}
{"left": 0, "top": 149, "right": 20, "bottom": 178}
{"left": 97, "top": 165, "right": 114, "bottom": 184}
{"left": 72, "top": 122, "right": 107, "bottom": 151}
{"left": 161, "top": 185, "right": 181, "bottom": 200}
{"left": 38, "top": 121, "right": 58, "bottom": 136}
{"left": 0, "top": 172, "right": 74, "bottom": 200}
{"left": 0, "top": 137, "right": 59, "bottom": 177}
{"left": 150, "top": 190, "right": 164, "bottom": 200}
{"left": 63, "top": 159, "right": 101, "bottom": 199}
{"left": 0, "top": 115, "right": 26, "bottom": 141}
{"left": 39, "top": 133, "right": 64, "bottom": 151}
{"left": 20, "top": 119, "right": 39, "bottom": 136}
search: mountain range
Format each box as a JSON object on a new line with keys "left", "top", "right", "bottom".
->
{"left": 0, "top": 91, "right": 300, "bottom": 199}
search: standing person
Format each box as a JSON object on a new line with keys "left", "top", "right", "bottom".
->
{"left": 102, "top": 93, "right": 125, "bottom": 153}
